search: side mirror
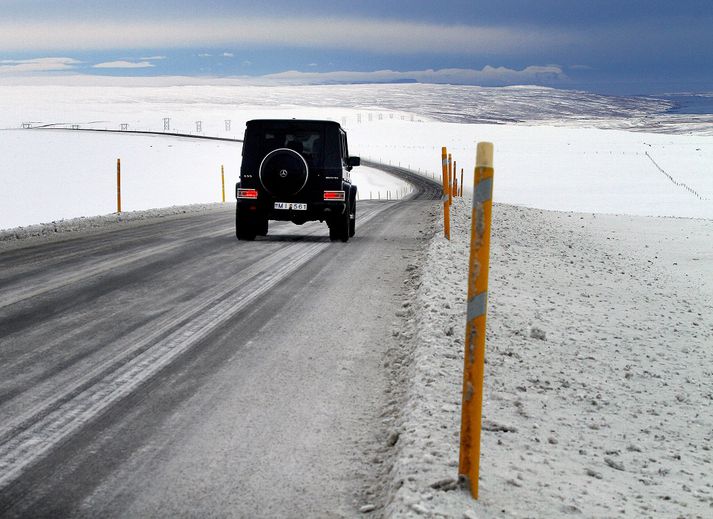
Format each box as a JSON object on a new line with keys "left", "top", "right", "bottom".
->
{"left": 347, "top": 156, "right": 361, "bottom": 167}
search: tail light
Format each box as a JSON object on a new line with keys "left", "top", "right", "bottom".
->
{"left": 237, "top": 188, "right": 259, "bottom": 199}
{"left": 324, "top": 190, "right": 345, "bottom": 201}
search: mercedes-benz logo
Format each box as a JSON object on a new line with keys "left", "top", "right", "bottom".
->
{"left": 279, "top": 169, "right": 288, "bottom": 178}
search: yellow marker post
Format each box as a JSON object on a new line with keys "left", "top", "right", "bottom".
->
{"left": 441, "top": 147, "right": 450, "bottom": 240}
{"left": 459, "top": 142, "right": 494, "bottom": 499}
{"left": 441, "top": 147, "right": 448, "bottom": 196}
{"left": 116, "top": 158, "right": 122, "bottom": 213}
{"left": 221, "top": 165, "right": 226, "bottom": 203}
{"left": 448, "top": 154, "right": 453, "bottom": 207}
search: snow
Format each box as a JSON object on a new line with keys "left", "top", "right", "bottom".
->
{"left": 1, "top": 82, "right": 712, "bottom": 517}
{"left": 1, "top": 83, "right": 712, "bottom": 232}
{"left": 351, "top": 122, "right": 713, "bottom": 219}
{"left": 0, "top": 130, "right": 242, "bottom": 230}
{"left": 388, "top": 197, "right": 713, "bottom": 518}
{"left": 356, "top": 166, "right": 414, "bottom": 201}
{"left": 0, "top": 130, "right": 411, "bottom": 232}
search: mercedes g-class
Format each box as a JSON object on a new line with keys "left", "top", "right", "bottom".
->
{"left": 235, "top": 119, "right": 360, "bottom": 241}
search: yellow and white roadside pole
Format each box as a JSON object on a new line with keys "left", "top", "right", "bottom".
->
{"left": 441, "top": 146, "right": 450, "bottom": 240}
{"left": 460, "top": 168, "right": 464, "bottom": 197}
{"left": 116, "top": 158, "right": 122, "bottom": 213}
{"left": 459, "top": 142, "right": 494, "bottom": 499}
{"left": 452, "top": 159, "right": 457, "bottom": 199}
{"left": 448, "top": 153, "right": 453, "bottom": 207}
{"left": 221, "top": 165, "right": 226, "bottom": 203}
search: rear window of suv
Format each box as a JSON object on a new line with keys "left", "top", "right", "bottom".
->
{"left": 243, "top": 120, "right": 343, "bottom": 170}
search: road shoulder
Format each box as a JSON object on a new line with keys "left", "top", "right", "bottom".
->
{"left": 385, "top": 198, "right": 713, "bottom": 518}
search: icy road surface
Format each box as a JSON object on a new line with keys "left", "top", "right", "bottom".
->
{"left": 0, "top": 165, "right": 440, "bottom": 518}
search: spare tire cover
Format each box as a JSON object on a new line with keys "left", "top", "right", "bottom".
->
{"left": 259, "top": 148, "right": 309, "bottom": 197}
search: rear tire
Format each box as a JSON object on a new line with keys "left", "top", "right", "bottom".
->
{"left": 257, "top": 217, "right": 269, "bottom": 236}
{"left": 328, "top": 201, "right": 350, "bottom": 242}
{"left": 236, "top": 208, "right": 257, "bottom": 241}
{"left": 348, "top": 187, "right": 356, "bottom": 238}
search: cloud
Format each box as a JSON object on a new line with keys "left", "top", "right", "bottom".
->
{"left": 198, "top": 53, "right": 212, "bottom": 57}
{"left": 0, "top": 57, "right": 80, "bottom": 74}
{"left": 222, "top": 52, "right": 234, "bottom": 57}
{"left": 260, "top": 66, "right": 567, "bottom": 86}
{"left": 0, "top": 17, "right": 570, "bottom": 55}
{"left": 0, "top": 65, "right": 566, "bottom": 87}
{"left": 93, "top": 60, "right": 155, "bottom": 69}
{"left": 140, "top": 55, "right": 167, "bottom": 60}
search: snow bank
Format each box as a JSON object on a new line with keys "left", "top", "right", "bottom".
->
{"left": 356, "top": 166, "right": 414, "bottom": 201}
{"left": 387, "top": 196, "right": 713, "bottom": 517}
{"left": 0, "top": 202, "right": 229, "bottom": 250}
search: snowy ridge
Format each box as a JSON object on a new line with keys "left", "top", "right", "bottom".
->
{"left": 0, "top": 203, "right": 228, "bottom": 249}
{"left": 2, "top": 83, "right": 712, "bottom": 135}
{"left": 385, "top": 196, "right": 713, "bottom": 517}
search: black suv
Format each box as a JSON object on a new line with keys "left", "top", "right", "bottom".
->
{"left": 235, "top": 119, "right": 360, "bottom": 242}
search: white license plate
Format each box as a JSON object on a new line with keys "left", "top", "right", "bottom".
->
{"left": 274, "top": 202, "right": 307, "bottom": 210}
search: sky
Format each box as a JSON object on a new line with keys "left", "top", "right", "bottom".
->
{"left": 1, "top": 0, "right": 712, "bottom": 94}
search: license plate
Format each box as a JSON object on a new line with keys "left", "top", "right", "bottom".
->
{"left": 274, "top": 202, "right": 307, "bottom": 210}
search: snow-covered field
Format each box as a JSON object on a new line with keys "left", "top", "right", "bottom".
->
{"left": 1, "top": 83, "right": 712, "bottom": 232}
{"left": 1, "top": 82, "right": 712, "bottom": 517}
{"left": 0, "top": 131, "right": 410, "bottom": 232}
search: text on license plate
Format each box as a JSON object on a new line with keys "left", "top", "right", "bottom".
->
{"left": 274, "top": 202, "right": 307, "bottom": 210}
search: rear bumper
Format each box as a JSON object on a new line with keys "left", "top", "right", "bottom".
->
{"left": 237, "top": 198, "right": 347, "bottom": 221}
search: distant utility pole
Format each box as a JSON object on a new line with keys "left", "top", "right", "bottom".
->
{"left": 121, "top": 124, "right": 128, "bottom": 131}
{"left": 163, "top": 118, "right": 170, "bottom": 131}
{"left": 196, "top": 121, "right": 202, "bottom": 133}
{"left": 225, "top": 120, "right": 231, "bottom": 132}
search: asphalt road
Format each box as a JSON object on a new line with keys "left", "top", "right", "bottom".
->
{"left": 0, "top": 164, "right": 440, "bottom": 518}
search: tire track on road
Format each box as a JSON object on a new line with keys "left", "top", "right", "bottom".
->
{"left": 0, "top": 202, "right": 389, "bottom": 494}
{"left": 0, "top": 225, "right": 234, "bottom": 310}
{"left": 0, "top": 215, "right": 232, "bottom": 282}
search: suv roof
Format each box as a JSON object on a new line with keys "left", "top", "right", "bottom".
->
{"left": 246, "top": 119, "right": 342, "bottom": 127}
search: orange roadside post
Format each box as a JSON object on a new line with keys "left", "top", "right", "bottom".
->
{"left": 441, "top": 147, "right": 447, "bottom": 196}
{"left": 221, "top": 165, "right": 226, "bottom": 203}
{"left": 448, "top": 154, "right": 453, "bottom": 206}
{"left": 441, "top": 147, "right": 450, "bottom": 239}
{"left": 116, "top": 158, "right": 122, "bottom": 213}
{"left": 458, "top": 141, "right": 494, "bottom": 499}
